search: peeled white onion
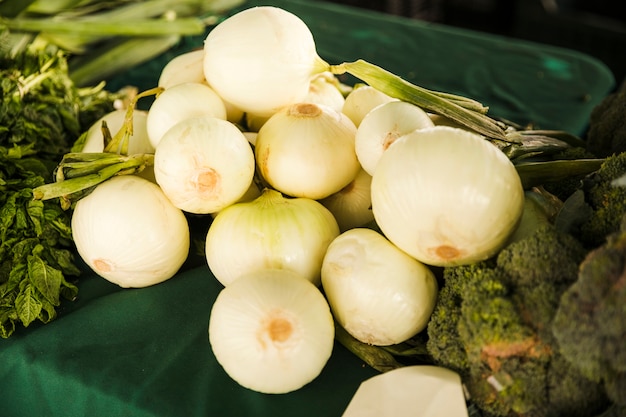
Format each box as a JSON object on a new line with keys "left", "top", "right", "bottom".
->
{"left": 303, "top": 72, "right": 345, "bottom": 113}
{"left": 203, "top": 6, "right": 327, "bottom": 116}
{"left": 355, "top": 100, "right": 434, "bottom": 176}
{"left": 255, "top": 102, "right": 360, "bottom": 199}
{"left": 205, "top": 188, "right": 340, "bottom": 287}
{"left": 371, "top": 125, "right": 525, "bottom": 266}
{"left": 319, "top": 168, "right": 374, "bottom": 232}
{"left": 208, "top": 268, "right": 335, "bottom": 394}
{"left": 81, "top": 109, "right": 153, "bottom": 154}
{"left": 341, "top": 85, "right": 396, "bottom": 127}
{"left": 158, "top": 49, "right": 206, "bottom": 89}
{"left": 146, "top": 82, "right": 227, "bottom": 148}
{"left": 71, "top": 175, "right": 190, "bottom": 288}
{"left": 321, "top": 228, "right": 438, "bottom": 346}
{"left": 153, "top": 116, "right": 255, "bottom": 214}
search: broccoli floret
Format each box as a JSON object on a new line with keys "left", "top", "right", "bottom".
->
{"left": 427, "top": 225, "right": 610, "bottom": 417}
{"left": 578, "top": 152, "right": 626, "bottom": 248}
{"left": 553, "top": 219, "right": 626, "bottom": 407}
{"left": 585, "top": 89, "right": 626, "bottom": 158}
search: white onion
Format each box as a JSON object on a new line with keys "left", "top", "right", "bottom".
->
{"left": 303, "top": 72, "right": 345, "bottom": 113}
{"left": 255, "top": 102, "right": 360, "bottom": 199}
{"left": 209, "top": 268, "right": 335, "bottom": 394}
{"left": 71, "top": 175, "right": 190, "bottom": 288}
{"left": 205, "top": 188, "right": 340, "bottom": 287}
{"left": 319, "top": 168, "right": 374, "bottom": 232}
{"left": 146, "top": 82, "right": 227, "bottom": 149}
{"left": 81, "top": 109, "right": 153, "bottom": 154}
{"left": 157, "top": 49, "right": 206, "bottom": 89}
{"left": 153, "top": 116, "right": 255, "bottom": 214}
{"left": 203, "top": 6, "right": 327, "bottom": 116}
{"left": 371, "top": 125, "right": 525, "bottom": 266}
{"left": 321, "top": 228, "right": 438, "bottom": 346}
{"left": 355, "top": 100, "right": 434, "bottom": 176}
{"left": 341, "top": 85, "right": 396, "bottom": 127}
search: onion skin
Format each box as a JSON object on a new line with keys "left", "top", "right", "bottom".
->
{"left": 371, "top": 126, "right": 525, "bottom": 267}
{"left": 208, "top": 268, "right": 335, "bottom": 394}
{"left": 71, "top": 175, "right": 190, "bottom": 288}
{"left": 321, "top": 228, "right": 438, "bottom": 346}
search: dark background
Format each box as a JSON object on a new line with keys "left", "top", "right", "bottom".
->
{"left": 319, "top": 0, "right": 626, "bottom": 90}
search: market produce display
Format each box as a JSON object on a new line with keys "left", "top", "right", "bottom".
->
{"left": 2, "top": 3, "right": 625, "bottom": 417}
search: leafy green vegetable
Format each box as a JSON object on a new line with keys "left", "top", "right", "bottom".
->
{"left": 0, "top": 35, "right": 121, "bottom": 338}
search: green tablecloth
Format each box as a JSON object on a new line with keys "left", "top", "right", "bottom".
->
{"left": 0, "top": 1, "right": 615, "bottom": 417}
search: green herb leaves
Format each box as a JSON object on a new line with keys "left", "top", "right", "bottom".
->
{"left": 0, "top": 40, "right": 118, "bottom": 338}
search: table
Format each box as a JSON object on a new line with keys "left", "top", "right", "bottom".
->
{"left": 0, "top": 1, "right": 615, "bottom": 417}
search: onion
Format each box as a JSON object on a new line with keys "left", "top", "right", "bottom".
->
{"left": 355, "top": 100, "right": 434, "bottom": 176}
{"left": 371, "top": 125, "right": 525, "bottom": 266}
{"left": 303, "top": 72, "right": 345, "bottom": 113}
{"left": 157, "top": 49, "right": 206, "bottom": 89}
{"left": 71, "top": 175, "right": 190, "bottom": 288}
{"left": 255, "top": 102, "right": 360, "bottom": 199}
{"left": 81, "top": 109, "right": 153, "bottom": 155}
{"left": 146, "top": 82, "right": 227, "bottom": 148}
{"left": 203, "top": 6, "right": 328, "bottom": 116}
{"left": 208, "top": 268, "right": 335, "bottom": 394}
{"left": 319, "top": 168, "right": 374, "bottom": 232}
{"left": 341, "top": 85, "right": 396, "bottom": 127}
{"left": 205, "top": 188, "right": 340, "bottom": 287}
{"left": 153, "top": 116, "right": 255, "bottom": 214}
{"left": 321, "top": 228, "right": 438, "bottom": 346}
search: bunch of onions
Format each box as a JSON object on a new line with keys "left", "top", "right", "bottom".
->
{"left": 205, "top": 188, "right": 340, "bottom": 287}
{"left": 208, "top": 268, "right": 335, "bottom": 394}
{"left": 71, "top": 175, "right": 190, "bottom": 288}
{"left": 203, "top": 6, "right": 329, "bottom": 116}
{"left": 321, "top": 228, "right": 438, "bottom": 346}
{"left": 255, "top": 102, "right": 361, "bottom": 200}
{"left": 371, "top": 125, "right": 525, "bottom": 266}
{"left": 153, "top": 116, "right": 255, "bottom": 214}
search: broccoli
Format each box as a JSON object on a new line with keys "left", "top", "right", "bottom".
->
{"left": 553, "top": 216, "right": 626, "bottom": 408}
{"left": 585, "top": 88, "right": 626, "bottom": 158}
{"left": 426, "top": 225, "right": 611, "bottom": 417}
{"left": 577, "top": 151, "right": 626, "bottom": 248}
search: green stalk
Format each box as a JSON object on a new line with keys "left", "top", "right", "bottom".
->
{"left": 515, "top": 159, "right": 604, "bottom": 189}
{"left": 334, "top": 322, "right": 403, "bottom": 373}
{"left": 329, "top": 59, "right": 507, "bottom": 140}
{"left": 68, "top": 35, "right": 180, "bottom": 86}
{"left": 2, "top": 17, "right": 205, "bottom": 36}
{"left": 32, "top": 153, "right": 154, "bottom": 203}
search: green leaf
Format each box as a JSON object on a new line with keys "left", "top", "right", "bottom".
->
{"left": 15, "top": 283, "right": 42, "bottom": 327}
{"left": 0, "top": 309, "right": 16, "bottom": 339}
{"left": 27, "top": 252, "right": 62, "bottom": 306}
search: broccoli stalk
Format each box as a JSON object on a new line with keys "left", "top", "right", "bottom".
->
{"left": 553, "top": 216, "right": 626, "bottom": 408}
{"left": 427, "top": 224, "right": 610, "bottom": 417}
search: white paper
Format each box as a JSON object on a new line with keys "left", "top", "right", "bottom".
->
{"left": 342, "top": 365, "right": 469, "bottom": 417}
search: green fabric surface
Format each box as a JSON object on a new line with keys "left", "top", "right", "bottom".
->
{"left": 0, "top": 1, "right": 617, "bottom": 416}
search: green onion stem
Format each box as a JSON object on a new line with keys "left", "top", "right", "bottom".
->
{"left": 334, "top": 322, "right": 403, "bottom": 373}
{"left": 330, "top": 59, "right": 507, "bottom": 140}
{"left": 32, "top": 153, "right": 154, "bottom": 202}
